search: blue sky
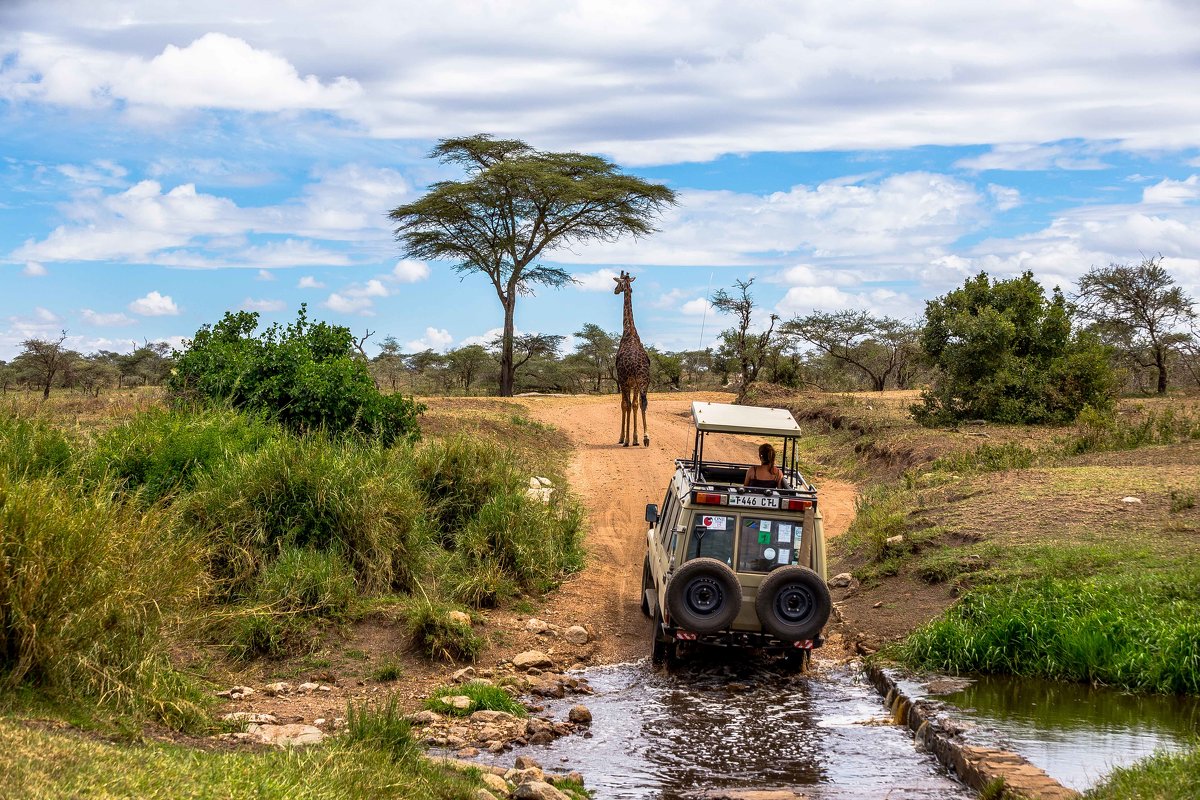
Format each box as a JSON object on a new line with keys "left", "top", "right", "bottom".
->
{"left": 2, "top": 1, "right": 1199, "bottom": 360}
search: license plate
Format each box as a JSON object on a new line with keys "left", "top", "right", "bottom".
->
{"left": 728, "top": 494, "right": 780, "bottom": 509}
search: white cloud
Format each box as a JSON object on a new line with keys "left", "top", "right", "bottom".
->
{"left": 459, "top": 327, "right": 506, "bottom": 348}
{"left": 256, "top": 269, "right": 275, "bottom": 281}
{"left": 324, "top": 293, "right": 373, "bottom": 314}
{"left": 128, "top": 290, "right": 179, "bottom": 316}
{"left": 680, "top": 298, "right": 713, "bottom": 316}
{"left": 298, "top": 275, "right": 325, "bottom": 289}
{"left": 240, "top": 298, "right": 287, "bottom": 313}
{"left": 954, "top": 144, "right": 1110, "bottom": 172}
{"left": 1142, "top": 175, "right": 1200, "bottom": 205}
{"left": 57, "top": 159, "right": 128, "bottom": 185}
{"left": 406, "top": 327, "right": 454, "bottom": 353}
{"left": 391, "top": 259, "right": 431, "bottom": 283}
{"left": 988, "top": 184, "right": 1022, "bottom": 211}
{"left": 572, "top": 268, "right": 622, "bottom": 291}
{"left": 33, "top": 307, "right": 60, "bottom": 324}
{"left": 81, "top": 309, "right": 135, "bottom": 326}
{"left": 22, "top": 261, "right": 47, "bottom": 276}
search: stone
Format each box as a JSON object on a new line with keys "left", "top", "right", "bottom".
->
{"left": 567, "top": 705, "right": 592, "bottom": 725}
{"left": 531, "top": 679, "right": 565, "bottom": 699}
{"left": 216, "top": 685, "right": 256, "bottom": 700}
{"left": 297, "top": 681, "right": 319, "bottom": 693}
{"left": 245, "top": 723, "right": 324, "bottom": 747}
{"left": 470, "top": 710, "right": 512, "bottom": 723}
{"left": 525, "top": 618, "right": 550, "bottom": 634}
{"left": 563, "top": 626, "right": 589, "bottom": 645}
{"left": 525, "top": 487, "right": 554, "bottom": 504}
{"left": 529, "top": 476, "right": 543, "bottom": 489}
{"left": 263, "top": 681, "right": 292, "bottom": 696}
{"left": 872, "top": 601, "right": 883, "bottom": 608}
{"left": 1121, "top": 496, "right": 1142, "bottom": 504}
{"left": 885, "top": 534, "right": 904, "bottom": 546}
{"left": 514, "top": 755, "right": 543, "bottom": 770}
{"left": 440, "top": 695, "right": 472, "bottom": 711}
{"left": 481, "top": 773, "right": 511, "bottom": 794}
{"left": 487, "top": 740, "right": 508, "bottom": 754}
{"left": 512, "top": 781, "right": 571, "bottom": 800}
{"left": 317, "top": 684, "right": 333, "bottom": 693}
{"left": 313, "top": 718, "right": 326, "bottom": 727}
{"left": 411, "top": 710, "right": 441, "bottom": 725}
{"left": 504, "top": 766, "right": 546, "bottom": 785}
{"left": 827, "top": 572, "right": 856, "bottom": 588}
{"left": 535, "top": 476, "right": 554, "bottom": 488}
{"left": 448, "top": 610, "right": 473, "bottom": 626}
{"left": 474, "top": 790, "right": 498, "bottom": 800}
{"left": 566, "top": 771, "right": 585, "bottom": 785}
{"left": 528, "top": 730, "right": 556, "bottom": 745}
{"left": 221, "top": 711, "right": 278, "bottom": 725}
{"left": 525, "top": 718, "right": 554, "bottom": 736}
{"left": 452, "top": 666, "right": 477, "bottom": 683}
{"left": 513, "top": 650, "right": 554, "bottom": 671}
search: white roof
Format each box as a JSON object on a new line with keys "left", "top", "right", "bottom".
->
{"left": 691, "top": 401, "right": 801, "bottom": 436}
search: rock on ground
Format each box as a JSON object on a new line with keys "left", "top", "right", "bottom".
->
{"left": 563, "top": 626, "right": 589, "bottom": 645}
{"left": 567, "top": 705, "right": 592, "bottom": 725}
{"left": 512, "top": 781, "right": 572, "bottom": 800}
{"left": 245, "top": 723, "right": 324, "bottom": 747}
{"left": 512, "top": 650, "right": 554, "bottom": 671}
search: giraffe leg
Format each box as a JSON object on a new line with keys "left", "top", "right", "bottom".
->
{"left": 641, "top": 388, "right": 650, "bottom": 447}
{"left": 631, "top": 394, "right": 640, "bottom": 446}
{"left": 619, "top": 390, "right": 630, "bottom": 446}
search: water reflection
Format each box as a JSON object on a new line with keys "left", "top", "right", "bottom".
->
{"left": 939, "top": 675, "right": 1200, "bottom": 792}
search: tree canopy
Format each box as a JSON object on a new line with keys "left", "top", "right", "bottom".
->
{"left": 389, "top": 134, "right": 676, "bottom": 396}
{"left": 783, "top": 310, "right": 920, "bottom": 392}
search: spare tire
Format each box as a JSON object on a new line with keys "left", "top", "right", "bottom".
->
{"left": 665, "top": 558, "right": 742, "bottom": 634}
{"left": 754, "top": 566, "right": 831, "bottom": 642}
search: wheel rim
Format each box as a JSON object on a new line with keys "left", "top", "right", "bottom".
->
{"left": 685, "top": 577, "right": 724, "bottom": 617}
{"left": 774, "top": 582, "right": 816, "bottom": 624}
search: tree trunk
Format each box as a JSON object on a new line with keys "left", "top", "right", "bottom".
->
{"left": 499, "top": 301, "right": 516, "bottom": 397}
{"left": 1156, "top": 347, "right": 1168, "bottom": 394}
{"left": 42, "top": 379, "right": 51, "bottom": 400}
{"left": 872, "top": 374, "right": 886, "bottom": 392}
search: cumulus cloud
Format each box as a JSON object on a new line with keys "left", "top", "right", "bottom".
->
{"left": 572, "top": 268, "right": 623, "bottom": 291}
{"left": 988, "top": 184, "right": 1022, "bottom": 211}
{"left": 22, "top": 261, "right": 47, "bottom": 276}
{"left": 1142, "top": 175, "right": 1200, "bottom": 205}
{"left": 406, "top": 327, "right": 454, "bottom": 352}
{"left": 128, "top": 291, "right": 179, "bottom": 316}
{"left": 391, "top": 259, "right": 431, "bottom": 283}
{"left": 954, "top": 143, "right": 1110, "bottom": 172}
{"left": 256, "top": 269, "right": 275, "bottom": 281}
{"left": 81, "top": 309, "right": 135, "bottom": 326}
{"left": 297, "top": 275, "right": 325, "bottom": 289}
{"left": 680, "top": 298, "right": 713, "bottom": 316}
{"left": 240, "top": 298, "right": 287, "bottom": 312}
{"left": 323, "top": 279, "right": 390, "bottom": 315}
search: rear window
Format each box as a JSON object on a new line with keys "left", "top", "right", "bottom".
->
{"left": 736, "top": 517, "right": 801, "bottom": 573}
{"left": 686, "top": 512, "right": 735, "bottom": 567}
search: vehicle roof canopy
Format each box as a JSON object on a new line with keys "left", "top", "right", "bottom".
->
{"left": 691, "top": 401, "right": 802, "bottom": 437}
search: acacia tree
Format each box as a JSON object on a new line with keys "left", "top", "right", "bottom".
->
{"left": 14, "top": 332, "right": 72, "bottom": 399}
{"left": 783, "top": 310, "right": 920, "bottom": 391}
{"left": 390, "top": 135, "right": 676, "bottom": 396}
{"left": 570, "top": 323, "right": 619, "bottom": 392}
{"left": 445, "top": 344, "right": 493, "bottom": 393}
{"left": 1075, "top": 256, "right": 1196, "bottom": 394}
{"left": 711, "top": 278, "right": 778, "bottom": 395}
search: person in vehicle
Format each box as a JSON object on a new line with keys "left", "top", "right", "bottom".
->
{"left": 744, "top": 443, "right": 784, "bottom": 488}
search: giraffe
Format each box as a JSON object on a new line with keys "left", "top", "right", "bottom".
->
{"left": 613, "top": 270, "right": 651, "bottom": 447}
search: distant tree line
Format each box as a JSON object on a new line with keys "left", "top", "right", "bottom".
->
{"left": 1, "top": 335, "right": 172, "bottom": 398}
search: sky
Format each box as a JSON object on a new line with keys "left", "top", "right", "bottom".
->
{"left": 2, "top": 0, "right": 1199, "bottom": 360}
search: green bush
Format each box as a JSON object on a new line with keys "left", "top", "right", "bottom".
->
{"left": 184, "top": 435, "right": 430, "bottom": 599}
{"left": 410, "top": 436, "right": 525, "bottom": 544}
{"left": 424, "top": 681, "right": 526, "bottom": 717}
{"left": 406, "top": 599, "right": 483, "bottom": 663}
{"left": 89, "top": 408, "right": 279, "bottom": 502}
{"left": 914, "top": 271, "right": 1117, "bottom": 425}
{"left": 168, "top": 306, "right": 423, "bottom": 445}
{"left": 1066, "top": 404, "right": 1200, "bottom": 455}
{"left": 897, "top": 572, "right": 1200, "bottom": 694}
{"left": 0, "top": 471, "right": 206, "bottom": 722}
{"left": 0, "top": 415, "right": 75, "bottom": 479}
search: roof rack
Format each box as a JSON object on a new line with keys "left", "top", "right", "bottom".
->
{"left": 687, "top": 402, "right": 809, "bottom": 495}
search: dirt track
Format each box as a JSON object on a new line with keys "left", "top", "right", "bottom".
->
{"left": 516, "top": 392, "right": 858, "bottom": 665}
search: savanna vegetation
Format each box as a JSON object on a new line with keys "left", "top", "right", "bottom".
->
{"left": 0, "top": 309, "right": 587, "bottom": 799}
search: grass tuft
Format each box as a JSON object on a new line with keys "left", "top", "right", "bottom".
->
{"left": 406, "top": 598, "right": 483, "bottom": 663}
{"left": 424, "top": 680, "right": 527, "bottom": 717}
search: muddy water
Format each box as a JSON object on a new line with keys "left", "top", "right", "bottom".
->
{"left": 473, "top": 659, "right": 971, "bottom": 799}
{"left": 936, "top": 675, "right": 1200, "bottom": 792}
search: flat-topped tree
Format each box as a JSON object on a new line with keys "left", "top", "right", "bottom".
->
{"left": 389, "top": 134, "right": 676, "bottom": 396}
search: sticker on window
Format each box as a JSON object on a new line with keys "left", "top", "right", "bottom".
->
{"left": 764, "top": 547, "right": 777, "bottom": 560}
{"left": 759, "top": 520, "right": 771, "bottom": 532}
{"left": 777, "top": 549, "right": 791, "bottom": 565}
{"left": 702, "top": 515, "right": 727, "bottom": 530}
{"left": 777, "top": 523, "right": 793, "bottom": 543}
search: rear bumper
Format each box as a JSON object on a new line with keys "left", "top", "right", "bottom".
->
{"left": 666, "top": 627, "right": 825, "bottom": 650}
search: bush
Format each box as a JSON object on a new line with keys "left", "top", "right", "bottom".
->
{"left": 0, "top": 471, "right": 206, "bottom": 721}
{"left": 410, "top": 436, "right": 525, "bottom": 544}
{"left": 406, "top": 599, "right": 483, "bottom": 663}
{"left": 0, "top": 415, "right": 75, "bottom": 479}
{"left": 424, "top": 681, "right": 526, "bottom": 717}
{"left": 169, "top": 306, "right": 423, "bottom": 445}
{"left": 184, "top": 435, "right": 430, "bottom": 599}
{"left": 1065, "top": 404, "right": 1200, "bottom": 456}
{"left": 89, "top": 408, "right": 279, "bottom": 502}
{"left": 914, "top": 271, "right": 1117, "bottom": 425}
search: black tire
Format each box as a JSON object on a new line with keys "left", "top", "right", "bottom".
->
{"left": 755, "top": 566, "right": 831, "bottom": 642}
{"left": 782, "top": 649, "right": 811, "bottom": 673}
{"left": 665, "top": 557, "right": 742, "bottom": 634}
{"left": 650, "top": 607, "right": 672, "bottom": 665}
{"left": 640, "top": 556, "right": 653, "bottom": 618}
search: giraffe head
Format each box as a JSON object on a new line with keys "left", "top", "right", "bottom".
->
{"left": 612, "top": 270, "right": 635, "bottom": 295}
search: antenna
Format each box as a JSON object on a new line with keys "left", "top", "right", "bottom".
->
{"left": 697, "top": 271, "right": 714, "bottom": 350}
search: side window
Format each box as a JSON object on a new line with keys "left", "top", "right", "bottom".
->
{"left": 686, "top": 512, "right": 736, "bottom": 566}
{"left": 657, "top": 488, "right": 676, "bottom": 545}
{"left": 736, "top": 517, "right": 802, "bottom": 573}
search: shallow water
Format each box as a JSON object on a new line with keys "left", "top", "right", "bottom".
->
{"left": 470, "top": 658, "right": 971, "bottom": 799}
{"left": 935, "top": 674, "right": 1200, "bottom": 792}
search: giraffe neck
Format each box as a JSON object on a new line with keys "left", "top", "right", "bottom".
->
{"left": 622, "top": 288, "right": 638, "bottom": 338}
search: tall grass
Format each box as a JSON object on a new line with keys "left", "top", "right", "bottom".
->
{"left": 1085, "top": 743, "right": 1200, "bottom": 799}
{"left": 89, "top": 407, "right": 278, "bottom": 502}
{"left": 184, "top": 435, "right": 430, "bottom": 599}
{"left": 410, "top": 435, "right": 525, "bottom": 546}
{"left": 0, "top": 470, "right": 207, "bottom": 723}
{"left": 0, "top": 416, "right": 76, "bottom": 479}
{"left": 897, "top": 572, "right": 1200, "bottom": 694}
{"left": 406, "top": 598, "right": 483, "bottom": 663}
{"left": 1066, "top": 404, "right": 1200, "bottom": 455}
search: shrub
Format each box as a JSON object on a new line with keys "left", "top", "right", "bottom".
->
{"left": 424, "top": 681, "right": 526, "bottom": 717}
{"left": 0, "top": 415, "right": 75, "bottom": 479}
{"left": 344, "top": 696, "right": 416, "bottom": 760}
{"left": 1065, "top": 404, "right": 1200, "bottom": 455}
{"left": 410, "top": 436, "right": 525, "bottom": 544}
{"left": 0, "top": 471, "right": 206, "bottom": 721}
{"left": 168, "top": 306, "right": 424, "bottom": 445}
{"left": 406, "top": 599, "right": 483, "bottom": 663}
{"left": 89, "top": 407, "right": 279, "bottom": 502}
{"left": 184, "top": 435, "right": 430, "bottom": 599}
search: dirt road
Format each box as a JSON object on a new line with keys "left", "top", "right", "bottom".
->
{"left": 516, "top": 392, "right": 857, "bottom": 664}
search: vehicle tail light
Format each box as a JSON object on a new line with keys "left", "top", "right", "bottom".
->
{"left": 783, "top": 499, "right": 812, "bottom": 511}
{"left": 693, "top": 492, "right": 727, "bottom": 505}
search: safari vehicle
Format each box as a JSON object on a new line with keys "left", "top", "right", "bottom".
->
{"left": 641, "top": 402, "right": 830, "bottom": 668}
